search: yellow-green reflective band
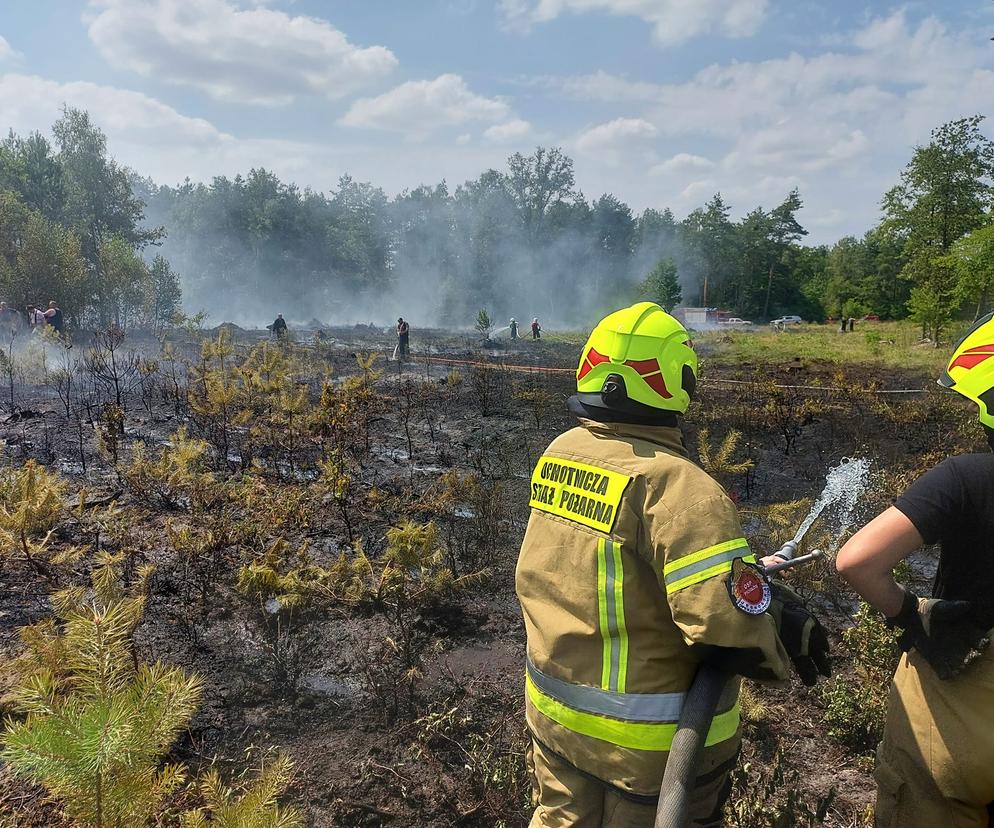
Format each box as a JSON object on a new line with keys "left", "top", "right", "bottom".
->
{"left": 526, "top": 674, "right": 740, "bottom": 752}
{"left": 611, "top": 541, "right": 629, "bottom": 693}
{"left": 597, "top": 538, "right": 629, "bottom": 692}
{"left": 597, "top": 539, "right": 611, "bottom": 689}
{"left": 664, "top": 538, "right": 754, "bottom": 595}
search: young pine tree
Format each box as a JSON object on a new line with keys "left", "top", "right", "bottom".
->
{"left": 1, "top": 553, "right": 202, "bottom": 828}
{"left": 0, "top": 459, "right": 69, "bottom": 575}
{"left": 180, "top": 753, "right": 303, "bottom": 828}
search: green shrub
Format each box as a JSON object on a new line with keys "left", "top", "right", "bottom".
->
{"left": 820, "top": 603, "right": 900, "bottom": 754}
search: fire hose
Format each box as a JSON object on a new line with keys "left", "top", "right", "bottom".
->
{"left": 653, "top": 541, "right": 823, "bottom": 828}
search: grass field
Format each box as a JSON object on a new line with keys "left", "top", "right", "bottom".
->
{"left": 696, "top": 321, "right": 958, "bottom": 376}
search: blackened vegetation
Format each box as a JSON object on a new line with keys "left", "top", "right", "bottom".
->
{"left": 0, "top": 324, "right": 980, "bottom": 827}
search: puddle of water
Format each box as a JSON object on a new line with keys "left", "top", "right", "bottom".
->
{"left": 300, "top": 672, "right": 356, "bottom": 698}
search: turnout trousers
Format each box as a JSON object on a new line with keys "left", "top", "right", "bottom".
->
{"left": 875, "top": 648, "right": 994, "bottom": 828}
{"left": 526, "top": 737, "right": 738, "bottom": 828}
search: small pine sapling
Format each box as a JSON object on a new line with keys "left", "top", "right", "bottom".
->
{"left": 0, "top": 460, "right": 70, "bottom": 576}
{"left": 124, "top": 427, "right": 218, "bottom": 511}
{"left": 0, "top": 553, "right": 203, "bottom": 828}
{"left": 697, "top": 428, "right": 754, "bottom": 484}
{"left": 180, "top": 752, "right": 302, "bottom": 828}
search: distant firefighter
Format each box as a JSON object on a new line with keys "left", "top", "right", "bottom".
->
{"left": 509, "top": 318, "right": 518, "bottom": 340}
{"left": 531, "top": 317, "right": 542, "bottom": 339}
{"left": 397, "top": 317, "right": 410, "bottom": 359}
{"left": 270, "top": 313, "right": 288, "bottom": 340}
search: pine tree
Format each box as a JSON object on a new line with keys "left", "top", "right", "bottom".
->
{"left": 0, "top": 459, "right": 69, "bottom": 575}
{"left": 180, "top": 753, "right": 303, "bottom": 828}
{"left": 1, "top": 553, "right": 202, "bottom": 828}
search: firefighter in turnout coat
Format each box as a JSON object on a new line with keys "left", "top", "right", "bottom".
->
{"left": 838, "top": 311, "right": 994, "bottom": 828}
{"left": 516, "top": 302, "right": 831, "bottom": 827}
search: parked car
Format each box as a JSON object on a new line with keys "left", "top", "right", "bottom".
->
{"left": 863, "top": 313, "right": 880, "bottom": 321}
{"left": 770, "top": 315, "right": 803, "bottom": 326}
{"left": 719, "top": 317, "right": 753, "bottom": 327}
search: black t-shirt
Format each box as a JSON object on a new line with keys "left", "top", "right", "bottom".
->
{"left": 895, "top": 453, "right": 994, "bottom": 621}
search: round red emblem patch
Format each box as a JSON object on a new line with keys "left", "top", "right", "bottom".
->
{"left": 728, "top": 559, "right": 772, "bottom": 615}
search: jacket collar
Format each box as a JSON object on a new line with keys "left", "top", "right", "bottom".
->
{"left": 578, "top": 418, "right": 689, "bottom": 459}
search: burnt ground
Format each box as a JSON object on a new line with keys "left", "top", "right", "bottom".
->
{"left": 0, "top": 324, "right": 977, "bottom": 827}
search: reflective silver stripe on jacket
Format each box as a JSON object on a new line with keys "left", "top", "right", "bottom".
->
{"left": 526, "top": 659, "right": 738, "bottom": 723}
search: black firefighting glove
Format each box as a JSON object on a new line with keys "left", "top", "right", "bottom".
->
{"left": 887, "top": 590, "right": 991, "bottom": 680}
{"left": 768, "top": 583, "right": 832, "bottom": 687}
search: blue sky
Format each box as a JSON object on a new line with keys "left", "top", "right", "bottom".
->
{"left": 1, "top": 0, "right": 993, "bottom": 242}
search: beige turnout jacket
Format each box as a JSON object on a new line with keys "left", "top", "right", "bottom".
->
{"left": 516, "top": 419, "right": 790, "bottom": 796}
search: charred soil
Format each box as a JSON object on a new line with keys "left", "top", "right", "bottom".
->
{"left": 0, "top": 325, "right": 977, "bottom": 827}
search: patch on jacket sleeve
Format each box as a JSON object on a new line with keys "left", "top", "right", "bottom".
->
{"left": 727, "top": 557, "right": 772, "bottom": 615}
{"left": 529, "top": 455, "right": 632, "bottom": 533}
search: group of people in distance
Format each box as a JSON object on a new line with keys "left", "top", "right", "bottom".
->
{"left": 0, "top": 300, "right": 64, "bottom": 338}
{"left": 266, "top": 314, "right": 546, "bottom": 361}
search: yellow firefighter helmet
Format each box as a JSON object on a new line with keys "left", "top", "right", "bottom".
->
{"left": 940, "top": 311, "right": 994, "bottom": 428}
{"left": 576, "top": 302, "right": 697, "bottom": 414}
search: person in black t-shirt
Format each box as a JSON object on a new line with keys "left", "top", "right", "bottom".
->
{"left": 837, "top": 311, "right": 994, "bottom": 828}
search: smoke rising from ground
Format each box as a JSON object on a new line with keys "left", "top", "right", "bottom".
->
{"left": 134, "top": 150, "right": 696, "bottom": 332}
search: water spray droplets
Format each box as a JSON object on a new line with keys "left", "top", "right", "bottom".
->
{"left": 792, "top": 456, "right": 872, "bottom": 552}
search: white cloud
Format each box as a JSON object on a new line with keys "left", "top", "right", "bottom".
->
{"left": 0, "top": 35, "right": 21, "bottom": 63}
{"left": 500, "top": 0, "right": 767, "bottom": 44}
{"left": 340, "top": 74, "right": 511, "bottom": 138}
{"left": 575, "top": 117, "right": 657, "bottom": 155}
{"left": 526, "top": 10, "right": 994, "bottom": 241}
{"left": 84, "top": 0, "right": 397, "bottom": 105}
{"left": 651, "top": 152, "right": 714, "bottom": 176}
{"left": 483, "top": 119, "right": 532, "bottom": 143}
{"left": 0, "top": 72, "right": 536, "bottom": 214}
{"left": 0, "top": 73, "right": 230, "bottom": 149}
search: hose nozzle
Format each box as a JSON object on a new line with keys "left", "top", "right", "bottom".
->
{"left": 772, "top": 539, "right": 798, "bottom": 563}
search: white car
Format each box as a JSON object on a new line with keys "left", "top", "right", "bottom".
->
{"left": 719, "top": 317, "right": 753, "bottom": 327}
{"left": 770, "top": 315, "right": 803, "bottom": 326}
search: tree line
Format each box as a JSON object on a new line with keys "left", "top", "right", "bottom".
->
{"left": 1, "top": 108, "right": 992, "bottom": 336}
{"left": 0, "top": 108, "right": 181, "bottom": 330}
